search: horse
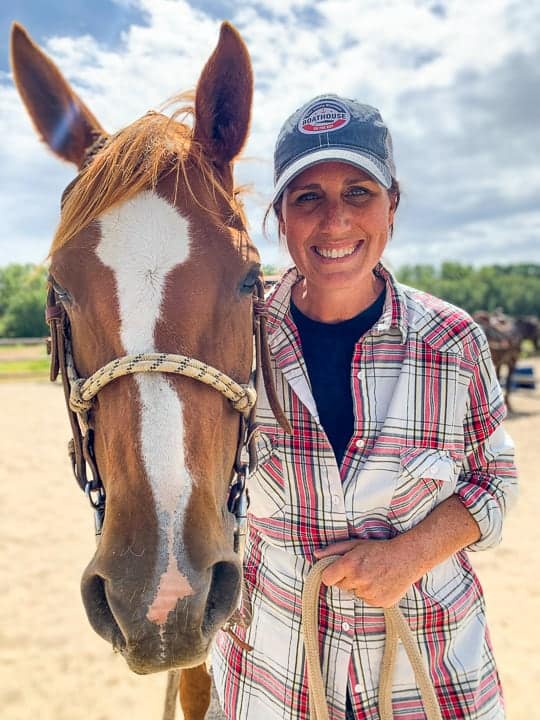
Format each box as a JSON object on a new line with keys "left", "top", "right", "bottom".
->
{"left": 11, "top": 20, "right": 269, "bottom": 720}
{"left": 473, "top": 310, "right": 539, "bottom": 411}
{"left": 515, "top": 315, "right": 540, "bottom": 351}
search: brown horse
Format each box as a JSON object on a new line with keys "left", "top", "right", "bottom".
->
{"left": 473, "top": 310, "right": 539, "bottom": 410}
{"left": 11, "top": 20, "right": 258, "bottom": 719}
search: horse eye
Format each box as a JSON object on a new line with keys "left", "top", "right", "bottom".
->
{"left": 50, "top": 278, "right": 72, "bottom": 303}
{"left": 239, "top": 267, "right": 260, "bottom": 295}
{"left": 227, "top": 210, "right": 245, "bottom": 231}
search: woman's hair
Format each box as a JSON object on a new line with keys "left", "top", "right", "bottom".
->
{"left": 388, "top": 177, "right": 401, "bottom": 236}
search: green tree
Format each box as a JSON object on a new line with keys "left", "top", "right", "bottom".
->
{"left": 0, "top": 264, "right": 49, "bottom": 338}
{"left": 396, "top": 263, "right": 540, "bottom": 317}
{"left": 0, "top": 263, "right": 34, "bottom": 316}
{"left": 397, "top": 264, "right": 438, "bottom": 293}
{"left": 261, "top": 263, "right": 282, "bottom": 277}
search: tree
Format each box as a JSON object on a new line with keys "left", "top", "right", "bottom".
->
{"left": 395, "top": 263, "right": 540, "bottom": 317}
{"left": 0, "top": 264, "right": 49, "bottom": 337}
{"left": 0, "top": 263, "right": 34, "bottom": 316}
{"left": 261, "top": 263, "right": 282, "bottom": 277}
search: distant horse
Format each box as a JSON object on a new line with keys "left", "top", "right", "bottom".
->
{"left": 515, "top": 315, "right": 540, "bottom": 351}
{"left": 473, "top": 310, "right": 539, "bottom": 410}
{"left": 11, "top": 21, "right": 267, "bottom": 720}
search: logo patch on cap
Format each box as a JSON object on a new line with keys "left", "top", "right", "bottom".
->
{"left": 298, "top": 99, "right": 351, "bottom": 134}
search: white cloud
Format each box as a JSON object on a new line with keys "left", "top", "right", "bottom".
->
{"left": 1, "top": 0, "right": 539, "bottom": 268}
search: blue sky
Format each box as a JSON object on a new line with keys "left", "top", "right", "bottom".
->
{"left": 0, "top": 1, "right": 149, "bottom": 72}
{"left": 1, "top": 0, "right": 539, "bottom": 269}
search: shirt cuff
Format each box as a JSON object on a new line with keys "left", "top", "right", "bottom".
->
{"left": 456, "top": 472, "right": 518, "bottom": 551}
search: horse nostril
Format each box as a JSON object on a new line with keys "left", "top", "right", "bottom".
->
{"left": 202, "top": 560, "right": 241, "bottom": 635}
{"left": 81, "top": 573, "right": 126, "bottom": 651}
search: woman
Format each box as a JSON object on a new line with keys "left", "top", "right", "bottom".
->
{"left": 213, "top": 94, "right": 517, "bottom": 719}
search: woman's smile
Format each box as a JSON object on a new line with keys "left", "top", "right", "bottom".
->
{"left": 312, "top": 241, "right": 363, "bottom": 260}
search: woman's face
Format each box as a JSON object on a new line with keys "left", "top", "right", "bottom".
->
{"left": 279, "top": 161, "right": 395, "bottom": 298}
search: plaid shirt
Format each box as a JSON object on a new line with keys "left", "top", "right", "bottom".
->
{"left": 213, "top": 264, "right": 517, "bottom": 720}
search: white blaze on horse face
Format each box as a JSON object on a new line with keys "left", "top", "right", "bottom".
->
{"left": 97, "top": 190, "right": 195, "bottom": 625}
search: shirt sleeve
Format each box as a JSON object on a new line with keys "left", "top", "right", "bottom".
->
{"left": 455, "top": 330, "right": 518, "bottom": 551}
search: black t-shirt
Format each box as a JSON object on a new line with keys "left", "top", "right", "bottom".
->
{"left": 290, "top": 289, "right": 386, "bottom": 464}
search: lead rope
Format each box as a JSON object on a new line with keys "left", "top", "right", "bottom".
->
{"left": 162, "top": 670, "right": 181, "bottom": 720}
{"left": 302, "top": 557, "right": 443, "bottom": 720}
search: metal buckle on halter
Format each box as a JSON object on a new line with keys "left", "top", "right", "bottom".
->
{"left": 85, "top": 481, "right": 106, "bottom": 540}
{"left": 228, "top": 464, "right": 249, "bottom": 558}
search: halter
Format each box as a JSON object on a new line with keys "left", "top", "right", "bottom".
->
{"left": 46, "top": 274, "right": 291, "bottom": 558}
{"left": 46, "top": 131, "right": 291, "bottom": 556}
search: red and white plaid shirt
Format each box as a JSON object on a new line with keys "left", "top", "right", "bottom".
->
{"left": 213, "top": 264, "right": 517, "bottom": 719}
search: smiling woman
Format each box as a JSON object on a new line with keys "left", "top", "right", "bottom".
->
{"left": 212, "top": 94, "right": 518, "bottom": 720}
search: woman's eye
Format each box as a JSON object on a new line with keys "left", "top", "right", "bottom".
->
{"left": 295, "top": 191, "right": 320, "bottom": 204}
{"left": 346, "top": 186, "right": 370, "bottom": 198}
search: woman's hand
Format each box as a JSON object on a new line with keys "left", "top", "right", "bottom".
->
{"left": 314, "top": 496, "right": 481, "bottom": 608}
{"left": 313, "top": 537, "right": 418, "bottom": 608}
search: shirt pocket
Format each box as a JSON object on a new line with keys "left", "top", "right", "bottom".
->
{"left": 390, "top": 447, "right": 458, "bottom": 530}
{"left": 247, "top": 432, "right": 287, "bottom": 519}
{"left": 400, "top": 446, "right": 458, "bottom": 483}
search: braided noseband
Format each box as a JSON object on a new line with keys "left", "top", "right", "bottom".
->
{"left": 67, "top": 352, "right": 257, "bottom": 416}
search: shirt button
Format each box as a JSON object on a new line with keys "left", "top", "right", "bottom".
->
{"left": 354, "top": 683, "right": 362, "bottom": 693}
{"left": 355, "top": 438, "right": 365, "bottom": 450}
{"left": 342, "top": 621, "right": 351, "bottom": 631}
{"left": 331, "top": 493, "right": 341, "bottom": 505}
{"left": 356, "top": 370, "right": 364, "bottom": 379}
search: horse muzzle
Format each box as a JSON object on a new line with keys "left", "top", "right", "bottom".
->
{"left": 80, "top": 556, "right": 242, "bottom": 673}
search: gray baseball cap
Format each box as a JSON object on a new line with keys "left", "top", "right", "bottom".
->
{"left": 272, "top": 94, "right": 396, "bottom": 203}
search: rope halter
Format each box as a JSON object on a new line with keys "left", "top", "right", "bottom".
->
{"left": 67, "top": 351, "right": 257, "bottom": 416}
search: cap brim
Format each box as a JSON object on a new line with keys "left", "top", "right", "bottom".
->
{"left": 271, "top": 147, "right": 391, "bottom": 204}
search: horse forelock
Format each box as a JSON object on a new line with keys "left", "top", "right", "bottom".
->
{"left": 50, "top": 94, "right": 249, "bottom": 257}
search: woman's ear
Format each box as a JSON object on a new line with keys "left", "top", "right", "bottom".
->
{"left": 387, "top": 188, "right": 399, "bottom": 230}
{"left": 278, "top": 217, "right": 288, "bottom": 245}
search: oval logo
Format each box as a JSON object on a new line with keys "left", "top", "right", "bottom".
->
{"left": 298, "top": 100, "right": 350, "bottom": 134}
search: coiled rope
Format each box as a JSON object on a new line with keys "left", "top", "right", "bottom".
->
{"left": 302, "top": 557, "right": 442, "bottom": 720}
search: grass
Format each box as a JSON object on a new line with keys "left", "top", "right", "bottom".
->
{"left": 0, "top": 357, "right": 50, "bottom": 375}
{"left": 0, "top": 342, "right": 50, "bottom": 378}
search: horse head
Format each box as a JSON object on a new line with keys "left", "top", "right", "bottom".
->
{"left": 11, "top": 21, "right": 258, "bottom": 673}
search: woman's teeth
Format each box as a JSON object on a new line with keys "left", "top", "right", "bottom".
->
{"left": 314, "top": 243, "right": 358, "bottom": 259}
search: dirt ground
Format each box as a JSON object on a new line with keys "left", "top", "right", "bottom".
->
{"left": 1, "top": 361, "right": 539, "bottom": 720}
{"left": 0, "top": 343, "right": 47, "bottom": 361}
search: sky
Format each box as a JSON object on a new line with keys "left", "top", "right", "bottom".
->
{"left": 1, "top": 0, "right": 539, "bottom": 270}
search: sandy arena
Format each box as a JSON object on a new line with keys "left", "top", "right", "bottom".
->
{"left": 1, "top": 362, "right": 539, "bottom": 720}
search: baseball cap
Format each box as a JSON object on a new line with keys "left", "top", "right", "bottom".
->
{"left": 272, "top": 94, "right": 396, "bottom": 203}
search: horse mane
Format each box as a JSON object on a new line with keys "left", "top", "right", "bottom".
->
{"left": 50, "top": 93, "right": 248, "bottom": 256}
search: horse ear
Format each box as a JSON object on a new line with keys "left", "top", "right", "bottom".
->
{"left": 10, "top": 22, "right": 106, "bottom": 168}
{"left": 193, "top": 22, "right": 253, "bottom": 169}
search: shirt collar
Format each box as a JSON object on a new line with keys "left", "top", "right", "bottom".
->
{"left": 265, "top": 262, "right": 408, "bottom": 343}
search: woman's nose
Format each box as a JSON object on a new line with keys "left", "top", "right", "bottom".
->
{"left": 319, "top": 199, "right": 351, "bottom": 232}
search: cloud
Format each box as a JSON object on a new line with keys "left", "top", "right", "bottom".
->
{"left": 1, "top": 0, "right": 539, "bottom": 268}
